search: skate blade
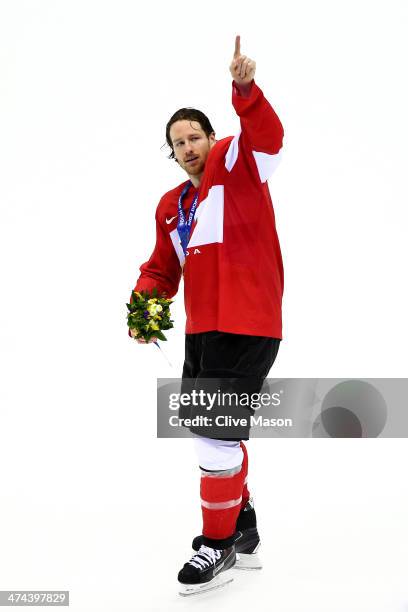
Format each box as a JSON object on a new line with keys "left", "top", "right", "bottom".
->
{"left": 234, "top": 552, "right": 263, "bottom": 570}
{"left": 178, "top": 573, "right": 234, "bottom": 597}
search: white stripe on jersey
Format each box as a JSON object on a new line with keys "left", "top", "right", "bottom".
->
{"left": 224, "top": 129, "right": 241, "bottom": 172}
{"left": 187, "top": 185, "right": 224, "bottom": 249}
{"left": 224, "top": 128, "right": 283, "bottom": 183}
{"left": 253, "top": 149, "right": 283, "bottom": 183}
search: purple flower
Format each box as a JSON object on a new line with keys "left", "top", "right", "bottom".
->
{"left": 143, "top": 310, "right": 149, "bottom": 319}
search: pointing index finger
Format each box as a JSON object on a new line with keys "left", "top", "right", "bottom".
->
{"left": 234, "top": 35, "right": 241, "bottom": 58}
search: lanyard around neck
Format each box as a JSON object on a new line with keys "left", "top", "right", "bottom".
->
{"left": 177, "top": 181, "right": 199, "bottom": 256}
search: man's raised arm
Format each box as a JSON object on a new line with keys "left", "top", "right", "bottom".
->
{"left": 229, "top": 35, "right": 284, "bottom": 177}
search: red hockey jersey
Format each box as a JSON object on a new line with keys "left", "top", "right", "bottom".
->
{"left": 132, "top": 80, "right": 284, "bottom": 338}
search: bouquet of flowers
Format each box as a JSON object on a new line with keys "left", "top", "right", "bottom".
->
{"left": 126, "top": 288, "right": 174, "bottom": 342}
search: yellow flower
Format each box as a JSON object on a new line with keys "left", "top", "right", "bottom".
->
{"left": 149, "top": 322, "right": 160, "bottom": 331}
{"left": 148, "top": 303, "right": 163, "bottom": 316}
{"left": 148, "top": 298, "right": 157, "bottom": 304}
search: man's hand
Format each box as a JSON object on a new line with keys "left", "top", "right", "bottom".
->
{"left": 129, "top": 328, "right": 158, "bottom": 344}
{"left": 229, "top": 35, "right": 256, "bottom": 86}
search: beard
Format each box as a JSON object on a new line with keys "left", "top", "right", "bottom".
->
{"left": 177, "top": 143, "right": 211, "bottom": 177}
{"left": 183, "top": 158, "right": 205, "bottom": 175}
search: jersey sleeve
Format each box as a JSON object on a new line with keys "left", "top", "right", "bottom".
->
{"left": 131, "top": 205, "right": 182, "bottom": 300}
{"left": 229, "top": 79, "right": 284, "bottom": 183}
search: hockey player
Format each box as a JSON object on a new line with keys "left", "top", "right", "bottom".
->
{"left": 130, "top": 35, "right": 284, "bottom": 595}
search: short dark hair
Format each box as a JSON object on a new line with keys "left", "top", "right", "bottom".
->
{"left": 164, "top": 108, "right": 215, "bottom": 160}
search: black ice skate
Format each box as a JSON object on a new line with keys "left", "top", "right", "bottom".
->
{"left": 178, "top": 544, "right": 236, "bottom": 596}
{"left": 191, "top": 498, "right": 262, "bottom": 570}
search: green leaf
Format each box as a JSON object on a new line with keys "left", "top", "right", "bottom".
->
{"left": 154, "top": 330, "right": 167, "bottom": 341}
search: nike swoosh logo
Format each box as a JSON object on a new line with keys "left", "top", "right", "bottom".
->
{"left": 166, "top": 216, "right": 177, "bottom": 224}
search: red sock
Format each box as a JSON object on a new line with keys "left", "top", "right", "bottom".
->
{"left": 200, "top": 442, "right": 248, "bottom": 540}
{"left": 240, "top": 442, "right": 251, "bottom": 509}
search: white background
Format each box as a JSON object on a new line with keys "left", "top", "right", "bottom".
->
{"left": 1, "top": 0, "right": 407, "bottom": 610}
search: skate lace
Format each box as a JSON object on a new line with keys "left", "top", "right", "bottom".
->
{"left": 188, "top": 545, "right": 222, "bottom": 570}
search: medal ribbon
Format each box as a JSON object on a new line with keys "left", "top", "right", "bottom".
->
{"left": 177, "top": 181, "right": 199, "bottom": 256}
